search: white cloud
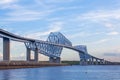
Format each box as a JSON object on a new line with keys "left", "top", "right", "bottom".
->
{"left": 39, "top": 54, "right": 48, "bottom": 61}
{"left": 67, "top": 31, "right": 105, "bottom": 39}
{"left": 35, "top": 0, "right": 74, "bottom": 4}
{"left": 107, "top": 31, "right": 119, "bottom": 35}
{"left": 0, "top": 52, "right": 3, "bottom": 60}
{"left": 104, "top": 23, "right": 114, "bottom": 28}
{"left": 3, "top": 6, "right": 80, "bottom": 22}
{"left": 24, "top": 22, "right": 63, "bottom": 40}
{"left": 0, "top": 0, "right": 18, "bottom": 9}
{"left": 0, "top": 26, "right": 14, "bottom": 32}
{"left": 35, "top": 0, "right": 74, "bottom": 9}
{"left": 0, "top": 0, "right": 81, "bottom": 22}
{"left": 89, "top": 39, "right": 109, "bottom": 44}
{"left": 0, "top": 53, "right": 3, "bottom": 57}
{"left": 52, "top": 6, "right": 81, "bottom": 12}
{"left": 96, "top": 39, "right": 109, "bottom": 43}
{"left": 1, "top": 3, "right": 54, "bottom": 22}
{"left": 5, "top": 10, "right": 51, "bottom": 21}
{"left": 78, "top": 9, "right": 120, "bottom": 21}
{"left": 67, "top": 32, "right": 91, "bottom": 39}
{"left": 77, "top": 9, "right": 120, "bottom": 30}
{"left": 0, "top": 0, "right": 17, "bottom": 4}
{"left": 0, "top": 0, "right": 54, "bottom": 22}
{"left": 104, "top": 52, "right": 120, "bottom": 56}
{"left": 19, "top": 53, "right": 25, "bottom": 57}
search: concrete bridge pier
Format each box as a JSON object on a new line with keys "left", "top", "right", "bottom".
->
{"left": 49, "top": 57, "right": 61, "bottom": 63}
{"left": 95, "top": 59, "right": 99, "bottom": 65}
{"left": 26, "top": 48, "right": 38, "bottom": 62}
{"left": 34, "top": 48, "right": 38, "bottom": 62}
{"left": 91, "top": 58, "right": 94, "bottom": 65}
{"left": 105, "top": 61, "right": 110, "bottom": 65}
{"left": 105, "top": 61, "right": 107, "bottom": 64}
{"left": 98, "top": 60, "right": 101, "bottom": 64}
{"left": 3, "top": 37, "right": 10, "bottom": 61}
{"left": 87, "top": 59, "right": 91, "bottom": 65}
{"left": 80, "top": 59, "right": 87, "bottom": 65}
{"left": 87, "top": 59, "right": 89, "bottom": 65}
{"left": 100, "top": 59, "right": 104, "bottom": 64}
{"left": 26, "top": 48, "right": 31, "bottom": 61}
{"left": 102, "top": 60, "right": 105, "bottom": 64}
{"left": 80, "top": 59, "right": 84, "bottom": 65}
{"left": 89, "top": 58, "right": 94, "bottom": 65}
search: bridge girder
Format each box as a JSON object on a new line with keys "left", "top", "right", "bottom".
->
{"left": 25, "top": 41, "right": 63, "bottom": 58}
{"left": 47, "top": 32, "right": 72, "bottom": 46}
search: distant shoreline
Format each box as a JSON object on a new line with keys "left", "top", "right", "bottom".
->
{"left": 0, "top": 61, "right": 68, "bottom": 70}
{"left": 62, "top": 61, "right": 120, "bottom": 65}
{"left": 0, "top": 61, "right": 120, "bottom": 70}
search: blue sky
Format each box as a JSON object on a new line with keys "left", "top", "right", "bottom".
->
{"left": 0, "top": 0, "right": 120, "bottom": 61}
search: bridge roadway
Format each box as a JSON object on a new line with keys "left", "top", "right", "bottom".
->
{"left": 0, "top": 29, "right": 111, "bottom": 65}
{"left": 0, "top": 29, "right": 84, "bottom": 53}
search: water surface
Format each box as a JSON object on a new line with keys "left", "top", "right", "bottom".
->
{"left": 0, "top": 65, "right": 120, "bottom": 80}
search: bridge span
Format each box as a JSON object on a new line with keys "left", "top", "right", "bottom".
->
{"left": 0, "top": 29, "right": 111, "bottom": 65}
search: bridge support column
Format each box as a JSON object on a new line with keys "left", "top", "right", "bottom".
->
{"left": 100, "top": 59, "right": 103, "bottom": 65}
{"left": 91, "top": 58, "right": 94, "bottom": 65}
{"left": 3, "top": 37, "right": 10, "bottom": 61}
{"left": 26, "top": 48, "right": 31, "bottom": 61}
{"left": 34, "top": 48, "right": 38, "bottom": 62}
{"left": 49, "top": 57, "right": 61, "bottom": 63}
{"left": 86, "top": 59, "right": 88, "bottom": 65}
{"left": 80, "top": 59, "right": 87, "bottom": 65}
{"left": 80, "top": 59, "right": 83, "bottom": 65}
{"left": 26, "top": 48, "right": 38, "bottom": 62}
{"left": 102, "top": 60, "right": 106, "bottom": 64}
{"left": 95, "top": 59, "right": 98, "bottom": 65}
{"left": 89, "top": 59, "right": 93, "bottom": 65}
{"left": 105, "top": 61, "right": 108, "bottom": 65}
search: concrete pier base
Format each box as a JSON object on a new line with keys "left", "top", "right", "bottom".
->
{"left": 49, "top": 57, "right": 61, "bottom": 63}
{"left": 80, "top": 59, "right": 87, "bottom": 65}
{"left": 34, "top": 48, "right": 38, "bottom": 62}
{"left": 95, "top": 60, "right": 98, "bottom": 65}
{"left": 3, "top": 37, "right": 10, "bottom": 61}
{"left": 26, "top": 48, "right": 38, "bottom": 62}
{"left": 26, "top": 48, "right": 31, "bottom": 61}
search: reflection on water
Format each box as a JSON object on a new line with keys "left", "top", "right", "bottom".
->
{"left": 0, "top": 65, "right": 120, "bottom": 80}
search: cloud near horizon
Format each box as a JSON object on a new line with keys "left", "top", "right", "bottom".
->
{"left": 103, "top": 52, "right": 120, "bottom": 56}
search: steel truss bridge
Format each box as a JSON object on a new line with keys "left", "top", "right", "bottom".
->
{"left": 0, "top": 29, "right": 111, "bottom": 65}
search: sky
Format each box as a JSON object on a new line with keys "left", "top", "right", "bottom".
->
{"left": 0, "top": 0, "right": 120, "bottom": 62}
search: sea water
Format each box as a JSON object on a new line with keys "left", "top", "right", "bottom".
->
{"left": 0, "top": 65, "right": 120, "bottom": 80}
